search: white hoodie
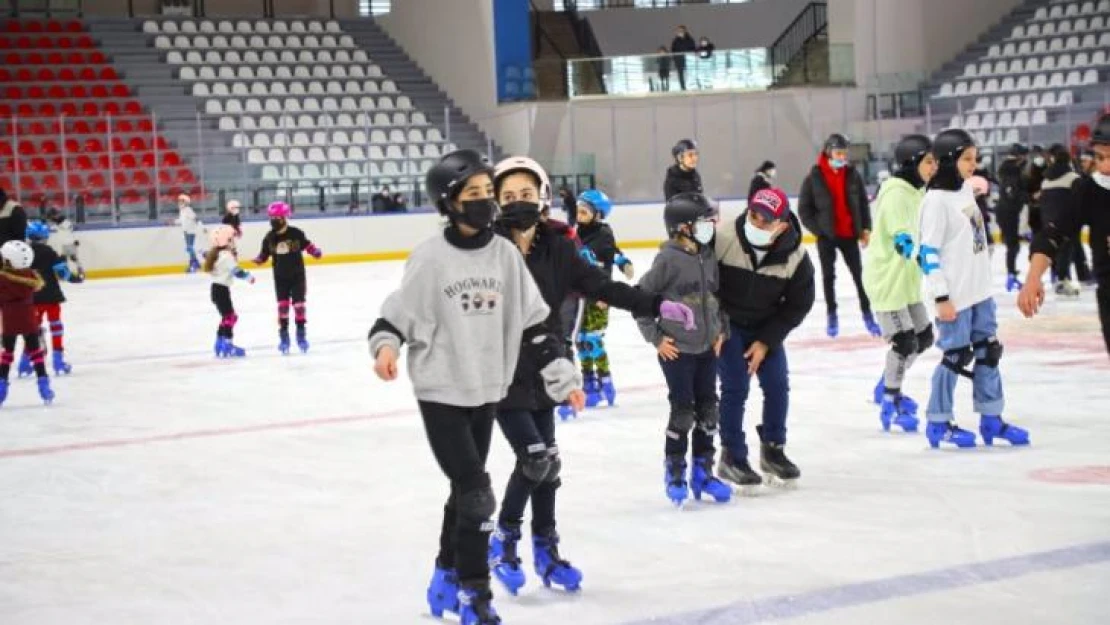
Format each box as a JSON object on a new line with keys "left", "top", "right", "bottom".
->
{"left": 917, "top": 180, "right": 993, "bottom": 312}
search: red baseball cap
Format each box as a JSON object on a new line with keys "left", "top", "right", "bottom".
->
{"left": 749, "top": 187, "right": 790, "bottom": 221}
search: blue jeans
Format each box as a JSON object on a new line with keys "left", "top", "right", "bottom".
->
{"left": 184, "top": 233, "right": 198, "bottom": 262}
{"left": 926, "top": 298, "right": 1005, "bottom": 422}
{"left": 659, "top": 349, "right": 718, "bottom": 457}
{"left": 717, "top": 323, "right": 790, "bottom": 460}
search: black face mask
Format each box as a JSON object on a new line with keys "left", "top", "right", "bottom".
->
{"left": 452, "top": 199, "right": 498, "bottom": 231}
{"left": 270, "top": 218, "right": 285, "bottom": 230}
{"left": 497, "top": 201, "right": 541, "bottom": 231}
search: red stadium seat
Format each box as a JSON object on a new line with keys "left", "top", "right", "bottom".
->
{"left": 25, "top": 22, "right": 43, "bottom": 34}
{"left": 66, "top": 52, "right": 83, "bottom": 64}
{"left": 140, "top": 152, "right": 155, "bottom": 168}
{"left": 87, "top": 172, "right": 106, "bottom": 188}
{"left": 47, "top": 85, "right": 66, "bottom": 99}
{"left": 101, "top": 67, "right": 118, "bottom": 80}
{"left": 89, "top": 51, "right": 106, "bottom": 63}
{"left": 128, "top": 137, "right": 147, "bottom": 151}
{"left": 4, "top": 86, "right": 21, "bottom": 99}
{"left": 137, "top": 119, "right": 154, "bottom": 133}
{"left": 124, "top": 101, "right": 142, "bottom": 115}
{"left": 67, "top": 173, "right": 85, "bottom": 189}
{"left": 36, "top": 67, "right": 54, "bottom": 81}
{"left": 81, "top": 102, "right": 98, "bottom": 117}
{"left": 90, "top": 84, "right": 107, "bottom": 98}
{"left": 63, "top": 138, "right": 79, "bottom": 153}
{"left": 39, "top": 140, "right": 59, "bottom": 154}
{"left": 78, "top": 67, "right": 96, "bottom": 81}
{"left": 77, "top": 36, "right": 93, "bottom": 48}
{"left": 0, "top": 68, "right": 9, "bottom": 82}
{"left": 83, "top": 138, "right": 103, "bottom": 153}
{"left": 66, "top": 21, "right": 83, "bottom": 34}
{"left": 111, "top": 84, "right": 128, "bottom": 98}
{"left": 46, "top": 52, "right": 63, "bottom": 64}
{"left": 72, "top": 120, "right": 91, "bottom": 134}
{"left": 15, "top": 68, "right": 32, "bottom": 81}
{"left": 35, "top": 36, "right": 53, "bottom": 49}
{"left": 158, "top": 170, "right": 173, "bottom": 186}
{"left": 25, "top": 52, "right": 43, "bottom": 64}
{"left": 58, "top": 102, "right": 76, "bottom": 117}
{"left": 163, "top": 152, "right": 182, "bottom": 167}
{"left": 176, "top": 169, "right": 197, "bottom": 184}
{"left": 133, "top": 171, "right": 152, "bottom": 187}
{"left": 3, "top": 22, "right": 19, "bottom": 33}
{"left": 116, "top": 119, "right": 133, "bottom": 133}
{"left": 46, "top": 20, "right": 62, "bottom": 33}
{"left": 57, "top": 67, "right": 75, "bottom": 81}
{"left": 30, "top": 157, "right": 48, "bottom": 172}
{"left": 74, "top": 155, "right": 93, "bottom": 170}
{"left": 120, "top": 153, "right": 137, "bottom": 169}
{"left": 103, "top": 101, "right": 121, "bottom": 116}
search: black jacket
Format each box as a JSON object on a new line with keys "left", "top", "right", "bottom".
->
{"left": 797, "top": 162, "right": 871, "bottom": 239}
{"left": 1032, "top": 175, "right": 1110, "bottom": 281}
{"left": 664, "top": 164, "right": 703, "bottom": 200}
{"left": 747, "top": 172, "right": 771, "bottom": 202}
{"left": 30, "top": 242, "right": 66, "bottom": 304}
{"left": 0, "top": 194, "right": 28, "bottom": 247}
{"left": 498, "top": 224, "right": 661, "bottom": 410}
{"left": 996, "top": 158, "right": 1029, "bottom": 213}
{"left": 577, "top": 220, "right": 625, "bottom": 274}
{"left": 714, "top": 212, "right": 816, "bottom": 348}
{"left": 1037, "top": 162, "right": 1081, "bottom": 232}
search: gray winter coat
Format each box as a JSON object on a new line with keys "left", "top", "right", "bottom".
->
{"left": 635, "top": 240, "right": 727, "bottom": 354}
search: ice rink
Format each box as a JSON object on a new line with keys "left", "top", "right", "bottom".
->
{"left": 1, "top": 246, "right": 1107, "bottom": 625}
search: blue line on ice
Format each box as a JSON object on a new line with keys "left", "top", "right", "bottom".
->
{"left": 619, "top": 541, "right": 1110, "bottom": 625}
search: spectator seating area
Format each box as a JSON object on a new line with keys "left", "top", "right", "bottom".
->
{"left": 145, "top": 18, "right": 455, "bottom": 195}
{"left": 930, "top": 0, "right": 1110, "bottom": 149}
{"left": 0, "top": 19, "right": 200, "bottom": 210}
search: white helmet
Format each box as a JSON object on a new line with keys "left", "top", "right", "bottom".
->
{"left": 493, "top": 156, "right": 552, "bottom": 209}
{"left": 1, "top": 240, "right": 34, "bottom": 270}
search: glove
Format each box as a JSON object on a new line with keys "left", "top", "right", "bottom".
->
{"left": 252, "top": 256, "right": 265, "bottom": 265}
{"left": 578, "top": 247, "right": 599, "bottom": 266}
{"left": 311, "top": 248, "right": 323, "bottom": 259}
{"left": 893, "top": 232, "right": 914, "bottom": 259}
{"left": 539, "top": 358, "right": 582, "bottom": 404}
{"left": 659, "top": 300, "right": 696, "bottom": 331}
{"left": 620, "top": 261, "right": 634, "bottom": 280}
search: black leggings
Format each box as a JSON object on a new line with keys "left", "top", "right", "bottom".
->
{"left": 211, "top": 284, "right": 236, "bottom": 339}
{"left": 816, "top": 236, "right": 871, "bottom": 315}
{"left": 2, "top": 333, "right": 46, "bottom": 379}
{"left": 418, "top": 400, "right": 496, "bottom": 585}
{"left": 496, "top": 408, "right": 560, "bottom": 537}
{"left": 996, "top": 207, "right": 1022, "bottom": 276}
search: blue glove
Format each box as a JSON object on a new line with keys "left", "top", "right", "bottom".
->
{"left": 893, "top": 232, "right": 914, "bottom": 260}
{"left": 578, "top": 247, "right": 599, "bottom": 266}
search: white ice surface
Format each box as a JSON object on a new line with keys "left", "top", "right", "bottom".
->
{"left": 1, "top": 246, "right": 1107, "bottom": 625}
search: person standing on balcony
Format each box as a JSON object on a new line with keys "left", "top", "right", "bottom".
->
{"left": 695, "top": 36, "right": 715, "bottom": 89}
{"left": 670, "top": 25, "right": 696, "bottom": 91}
{"left": 798, "top": 133, "right": 880, "bottom": 338}
{"left": 664, "top": 138, "right": 702, "bottom": 200}
{"left": 652, "top": 45, "right": 671, "bottom": 92}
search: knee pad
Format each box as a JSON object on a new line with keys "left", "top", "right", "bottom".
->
{"left": 456, "top": 484, "right": 496, "bottom": 528}
{"left": 544, "top": 447, "right": 562, "bottom": 484}
{"left": 518, "top": 444, "right": 551, "bottom": 483}
{"left": 973, "top": 337, "right": 1003, "bottom": 368}
{"left": 890, "top": 330, "right": 918, "bottom": 358}
{"left": 666, "top": 404, "right": 696, "bottom": 437}
{"left": 694, "top": 402, "right": 719, "bottom": 434}
{"left": 941, "top": 345, "right": 974, "bottom": 378}
{"left": 915, "top": 326, "right": 935, "bottom": 354}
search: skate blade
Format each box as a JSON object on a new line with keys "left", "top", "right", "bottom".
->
{"left": 764, "top": 475, "right": 798, "bottom": 489}
{"left": 721, "top": 481, "right": 760, "bottom": 496}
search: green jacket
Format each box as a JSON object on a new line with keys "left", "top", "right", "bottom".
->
{"left": 862, "top": 176, "right": 926, "bottom": 312}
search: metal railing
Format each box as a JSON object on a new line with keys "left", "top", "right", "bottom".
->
{"left": 769, "top": 1, "right": 828, "bottom": 86}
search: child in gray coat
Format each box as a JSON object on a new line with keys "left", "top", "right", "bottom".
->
{"left": 635, "top": 192, "right": 731, "bottom": 507}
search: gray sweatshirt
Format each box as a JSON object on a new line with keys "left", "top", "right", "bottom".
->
{"left": 368, "top": 232, "right": 550, "bottom": 407}
{"left": 635, "top": 240, "right": 727, "bottom": 354}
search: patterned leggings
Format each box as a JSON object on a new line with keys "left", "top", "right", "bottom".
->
{"left": 577, "top": 300, "right": 610, "bottom": 376}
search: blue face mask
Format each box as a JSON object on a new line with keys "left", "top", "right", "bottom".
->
{"left": 830, "top": 158, "right": 847, "bottom": 169}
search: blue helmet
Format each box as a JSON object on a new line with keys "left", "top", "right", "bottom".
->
{"left": 26, "top": 220, "right": 50, "bottom": 241}
{"left": 577, "top": 189, "right": 612, "bottom": 219}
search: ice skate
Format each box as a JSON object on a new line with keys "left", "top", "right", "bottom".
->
{"left": 532, "top": 531, "right": 582, "bottom": 592}
{"left": 664, "top": 455, "right": 688, "bottom": 507}
{"left": 873, "top": 378, "right": 918, "bottom": 413}
{"left": 488, "top": 525, "right": 526, "bottom": 595}
{"left": 1054, "top": 280, "right": 1080, "bottom": 298}
{"left": 880, "top": 395, "right": 920, "bottom": 432}
{"left": 426, "top": 564, "right": 460, "bottom": 618}
{"left": 826, "top": 312, "right": 839, "bottom": 338}
{"left": 582, "top": 372, "right": 602, "bottom": 408}
{"left": 17, "top": 353, "right": 33, "bottom": 378}
{"left": 925, "top": 421, "right": 977, "bottom": 449}
{"left": 690, "top": 456, "right": 731, "bottom": 503}
{"left": 37, "top": 376, "right": 54, "bottom": 405}
{"left": 979, "top": 415, "right": 1029, "bottom": 447}
{"left": 458, "top": 581, "right": 501, "bottom": 625}
{"left": 557, "top": 403, "right": 577, "bottom": 421}
{"left": 296, "top": 325, "right": 309, "bottom": 353}
{"left": 186, "top": 257, "right": 200, "bottom": 273}
{"left": 278, "top": 327, "right": 290, "bottom": 354}
{"left": 717, "top": 449, "right": 762, "bottom": 495}
{"left": 214, "top": 336, "right": 227, "bottom": 357}
{"left": 599, "top": 374, "right": 616, "bottom": 406}
{"left": 0, "top": 378, "right": 8, "bottom": 407}
{"left": 759, "top": 441, "right": 800, "bottom": 488}
{"left": 1006, "top": 273, "right": 1023, "bottom": 292}
{"left": 862, "top": 311, "right": 882, "bottom": 337}
{"left": 52, "top": 350, "right": 72, "bottom": 375}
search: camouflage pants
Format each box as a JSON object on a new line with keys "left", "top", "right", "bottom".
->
{"left": 577, "top": 300, "right": 610, "bottom": 376}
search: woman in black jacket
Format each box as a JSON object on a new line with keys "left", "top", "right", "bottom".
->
{"left": 1038, "top": 144, "right": 1083, "bottom": 297}
{"left": 487, "top": 156, "right": 694, "bottom": 597}
{"left": 995, "top": 144, "right": 1030, "bottom": 291}
{"left": 664, "top": 138, "right": 703, "bottom": 200}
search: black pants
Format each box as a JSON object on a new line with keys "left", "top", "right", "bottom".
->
{"left": 418, "top": 400, "right": 496, "bottom": 584}
{"left": 674, "top": 57, "right": 687, "bottom": 90}
{"left": 1098, "top": 278, "right": 1110, "bottom": 357}
{"left": 1, "top": 333, "right": 46, "bottom": 379}
{"left": 1072, "top": 235, "right": 1091, "bottom": 282}
{"left": 659, "top": 350, "right": 718, "bottom": 457}
{"left": 496, "top": 407, "right": 559, "bottom": 537}
{"left": 996, "top": 207, "right": 1022, "bottom": 276}
{"left": 816, "top": 236, "right": 871, "bottom": 315}
{"left": 210, "top": 283, "right": 235, "bottom": 339}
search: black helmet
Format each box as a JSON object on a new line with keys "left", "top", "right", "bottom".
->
{"left": 672, "top": 138, "right": 698, "bottom": 160}
{"left": 1009, "top": 142, "right": 1029, "bottom": 156}
{"left": 824, "top": 133, "right": 850, "bottom": 152}
{"left": 425, "top": 149, "right": 495, "bottom": 214}
{"left": 1092, "top": 113, "right": 1110, "bottom": 146}
{"left": 893, "top": 134, "right": 932, "bottom": 171}
{"left": 664, "top": 192, "right": 716, "bottom": 235}
{"left": 932, "top": 128, "right": 976, "bottom": 163}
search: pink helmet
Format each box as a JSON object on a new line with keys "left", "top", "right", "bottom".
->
{"left": 267, "top": 201, "right": 292, "bottom": 218}
{"left": 969, "top": 175, "right": 990, "bottom": 197}
{"left": 209, "top": 224, "right": 237, "bottom": 248}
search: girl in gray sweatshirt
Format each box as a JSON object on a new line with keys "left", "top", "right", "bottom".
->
{"left": 367, "top": 150, "right": 579, "bottom": 625}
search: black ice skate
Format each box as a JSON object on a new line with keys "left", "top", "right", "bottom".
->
{"left": 717, "top": 449, "right": 762, "bottom": 495}
{"left": 759, "top": 441, "right": 800, "bottom": 489}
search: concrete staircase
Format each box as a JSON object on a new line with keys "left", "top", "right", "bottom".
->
{"left": 339, "top": 18, "right": 502, "bottom": 161}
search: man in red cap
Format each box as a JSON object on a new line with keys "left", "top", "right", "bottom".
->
{"left": 713, "top": 187, "right": 816, "bottom": 490}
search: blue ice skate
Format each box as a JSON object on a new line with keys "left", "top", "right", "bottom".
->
{"left": 186, "top": 257, "right": 200, "bottom": 273}
{"left": 17, "top": 352, "right": 33, "bottom": 378}
{"left": 52, "top": 350, "right": 72, "bottom": 375}
{"left": 1006, "top": 273, "right": 1023, "bottom": 292}
{"left": 873, "top": 378, "right": 919, "bottom": 414}
{"left": 557, "top": 403, "right": 577, "bottom": 421}
{"left": 278, "top": 328, "right": 290, "bottom": 354}
{"left": 664, "top": 456, "right": 688, "bottom": 507}
{"left": 599, "top": 374, "right": 616, "bottom": 406}
{"left": 880, "top": 396, "right": 920, "bottom": 432}
{"left": 37, "top": 376, "right": 54, "bottom": 405}
{"left": 296, "top": 325, "right": 309, "bottom": 353}
{"left": 458, "top": 583, "right": 500, "bottom": 625}
{"left": 826, "top": 313, "right": 839, "bottom": 338}
{"left": 979, "top": 415, "right": 1030, "bottom": 446}
{"left": 532, "top": 532, "right": 582, "bottom": 592}
{"left": 0, "top": 378, "right": 8, "bottom": 407}
{"left": 489, "top": 525, "right": 526, "bottom": 595}
{"left": 426, "top": 564, "right": 460, "bottom": 618}
{"left": 214, "top": 337, "right": 245, "bottom": 358}
{"left": 862, "top": 311, "right": 882, "bottom": 337}
{"left": 583, "top": 372, "right": 602, "bottom": 408}
{"left": 926, "top": 421, "right": 976, "bottom": 448}
{"left": 690, "top": 456, "right": 731, "bottom": 503}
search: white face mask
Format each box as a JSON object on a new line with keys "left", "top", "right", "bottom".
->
{"left": 744, "top": 219, "right": 776, "bottom": 247}
{"left": 693, "top": 221, "right": 715, "bottom": 245}
{"left": 1093, "top": 172, "right": 1110, "bottom": 191}
{"left": 766, "top": 169, "right": 776, "bottom": 179}
{"left": 1032, "top": 156, "right": 1045, "bottom": 167}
